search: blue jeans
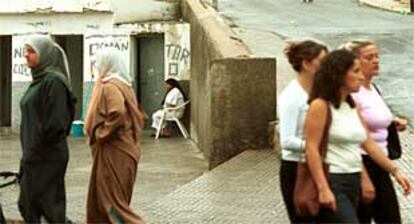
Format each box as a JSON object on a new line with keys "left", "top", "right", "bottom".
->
{"left": 317, "top": 172, "right": 361, "bottom": 223}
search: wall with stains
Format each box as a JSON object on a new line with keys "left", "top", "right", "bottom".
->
{"left": 182, "top": 0, "right": 277, "bottom": 169}
{"left": 0, "top": 12, "right": 113, "bottom": 35}
{"left": 111, "top": 0, "right": 181, "bottom": 24}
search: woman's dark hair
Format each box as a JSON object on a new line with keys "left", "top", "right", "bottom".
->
{"left": 284, "top": 40, "right": 328, "bottom": 73}
{"left": 161, "top": 78, "right": 188, "bottom": 105}
{"left": 309, "top": 49, "right": 357, "bottom": 109}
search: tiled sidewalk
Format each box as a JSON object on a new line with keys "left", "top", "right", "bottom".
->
{"left": 140, "top": 129, "right": 414, "bottom": 223}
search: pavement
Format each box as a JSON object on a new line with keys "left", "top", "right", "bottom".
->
{"left": 0, "top": 131, "right": 208, "bottom": 223}
{"left": 1, "top": 130, "right": 414, "bottom": 223}
{"left": 2, "top": 1, "right": 414, "bottom": 223}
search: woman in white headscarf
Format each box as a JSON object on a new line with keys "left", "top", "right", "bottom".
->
{"left": 84, "top": 48, "right": 146, "bottom": 224}
{"left": 19, "top": 35, "right": 76, "bottom": 223}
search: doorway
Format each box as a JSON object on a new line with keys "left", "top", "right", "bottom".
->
{"left": 53, "top": 35, "right": 84, "bottom": 120}
{"left": 0, "top": 36, "right": 12, "bottom": 127}
{"left": 135, "top": 35, "right": 165, "bottom": 129}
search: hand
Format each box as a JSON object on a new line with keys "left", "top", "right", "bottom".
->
{"left": 394, "top": 117, "right": 407, "bottom": 132}
{"left": 394, "top": 169, "right": 412, "bottom": 195}
{"left": 318, "top": 188, "right": 337, "bottom": 212}
{"left": 360, "top": 173, "right": 376, "bottom": 204}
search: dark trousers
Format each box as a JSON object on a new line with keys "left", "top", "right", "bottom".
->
{"left": 317, "top": 173, "right": 361, "bottom": 223}
{"left": 0, "top": 203, "right": 5, "bottom": 224}
{"left": 18, "top": 162, "right": 67, "bottom": 224}
{"left": 357, "top": 156, "right": 401, "bottom": 224}
{"left": 280, "top": 160, "right": 316, "bottom": 223}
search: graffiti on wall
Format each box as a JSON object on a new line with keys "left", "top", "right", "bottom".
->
{"left": 83, "top": 34, "right": 130, "bottom": 82}
{"left": 12, "top": 35, "right": 35, "bottom": 82}
{"left": 164, "top": 23, "right": 191, "bottom": 80}
{"left": 12, "top": 46, "right": 30, "bottom": 81}
{"left": 165, "top": 43, "right": 190, "bottom": 77}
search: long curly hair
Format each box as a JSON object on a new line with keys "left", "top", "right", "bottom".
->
{"left": 309, "top": 49, "right": 357, "bottom": 109}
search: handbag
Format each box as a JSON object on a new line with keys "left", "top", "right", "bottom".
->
{"left": 293, "top": 102, "right": 331, "bottom": 216}
{"left": 372, "top": 84, "right": 402, "bottom": 160}
{"left": 387, "top": 121, "right": 402, "bottom": 159}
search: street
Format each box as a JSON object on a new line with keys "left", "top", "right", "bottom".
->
{"left": 219, "top": 0, "right": 414, "bottom": 124}
{"left": 1, "top": 0, "right": 414, "bottom": 223}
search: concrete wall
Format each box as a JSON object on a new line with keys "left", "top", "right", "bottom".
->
{"left": 182, "top": 0, "right": 276, "bottom": 169}
{"left": 111, "top": 0, "right": 181, "bottom": 24}
{"left": 0, "top": 12, "right": 113, "bottom": 35}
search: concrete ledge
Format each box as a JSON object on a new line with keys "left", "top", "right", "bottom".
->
{"left": 209, "top": 58, "right": 276, "bottom": 168}
{"left": 182, "top": 0, "right": 277, "bottom": 169}
{"left": 182, "top": 0, "right": 252, "bottom": 58}
{"left": 361, "top": 0, "right": 410, "bottom": 13}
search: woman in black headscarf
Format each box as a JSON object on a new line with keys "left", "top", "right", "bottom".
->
{"left": 151, "top": 78, "right": 187, "bottom": 137}
{"left": 18, "top": 35, "right": 76, "bottom": 223}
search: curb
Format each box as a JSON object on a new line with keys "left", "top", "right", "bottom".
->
{"left": 360, "top": 0, "right": 411, "bottom": 14}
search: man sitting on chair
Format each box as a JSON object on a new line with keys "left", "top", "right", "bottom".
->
{"left": 152, "top": 78, "right": 187, "bottom": 137}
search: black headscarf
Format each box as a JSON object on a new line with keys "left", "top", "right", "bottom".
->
{"left": 161, "top": 78, "right": 187, "bottom": 106}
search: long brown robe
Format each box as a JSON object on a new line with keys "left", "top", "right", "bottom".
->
{"left": 84, "top": 79, "right": 146, "bottom": 224}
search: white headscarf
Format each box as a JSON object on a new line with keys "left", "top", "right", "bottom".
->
{"left": 95, "top": 48, "right": 131, "bottom": 85}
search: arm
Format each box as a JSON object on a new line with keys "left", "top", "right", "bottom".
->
{"left": 95, "top": 83, "right": 126, "bottom": 143}
{"left": 278, "top": 95, "right": 306, "bottom": 152}
{"left": 360, "top": 165, "right": 376, "bottom": 204}
{"left": 358, "top": 109, "right": 412, "bottom": 195}
{"left": 41, "top": 77, "right": 71, "bottom": 143}
{"left": 305, "top": 99, "right": 336, "bottom": 211}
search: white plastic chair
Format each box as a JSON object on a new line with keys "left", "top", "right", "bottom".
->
{"left": 155, "top": 100, "right": 190, "bottom": 139}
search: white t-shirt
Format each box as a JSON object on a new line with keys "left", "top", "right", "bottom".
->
{"left": 277, "top": 79, "right": 308, "bottom": 162}
{"left": 325, "top": 103, "right": 366, "bottom": 173}
{"left": 164, "top": 87, "right": 185, "bottom": 118}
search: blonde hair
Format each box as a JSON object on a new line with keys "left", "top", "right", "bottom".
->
{"left": 338, "top": 40, "right": 375, "bottom": 56}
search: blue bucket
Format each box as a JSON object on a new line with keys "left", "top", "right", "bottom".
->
{"left": 71, "top": 120, "right": 84, "bottom": 137}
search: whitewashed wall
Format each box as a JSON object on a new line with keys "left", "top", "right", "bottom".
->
{"left": 110, "top": 0, "right": 180, "bottom": 24}
{"left": 0, "top": 13, "right": 113, "bottom": 35}
{"left": 164, "top": 23, "right": 191, "bottom": 81}
{"left": 83, "top": 34, "right": 130, "bottom": 82}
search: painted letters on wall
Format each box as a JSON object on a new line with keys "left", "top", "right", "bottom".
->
{"left": 83, "top": 34, "right": 130, "bottom": 82}
{"left": 164, "top": 23, "right": 190, "bottom": 80}
{"left": 12, "top": 35, "right": 32, "bottom": 82}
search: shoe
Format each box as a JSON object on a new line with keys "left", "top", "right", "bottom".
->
{"left": 162, "top": 128, "right": 170, "bottom": 137}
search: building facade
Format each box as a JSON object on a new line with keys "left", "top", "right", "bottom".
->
{"left": 0, "top": 0, "right": 191, "bottom": 131}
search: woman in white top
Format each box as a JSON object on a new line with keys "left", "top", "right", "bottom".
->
{"left": 151, "top": 78, "right": 186, "bottom": 137}
{"left": 278, "top": 40, "right": 327, "bottom": 223}
{"left": 305, "top": 50, "right": 411, "bottom": 222}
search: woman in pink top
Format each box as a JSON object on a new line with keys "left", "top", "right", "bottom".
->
{"left": 344, "top": 40, "right": 408, "bottom": 224}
